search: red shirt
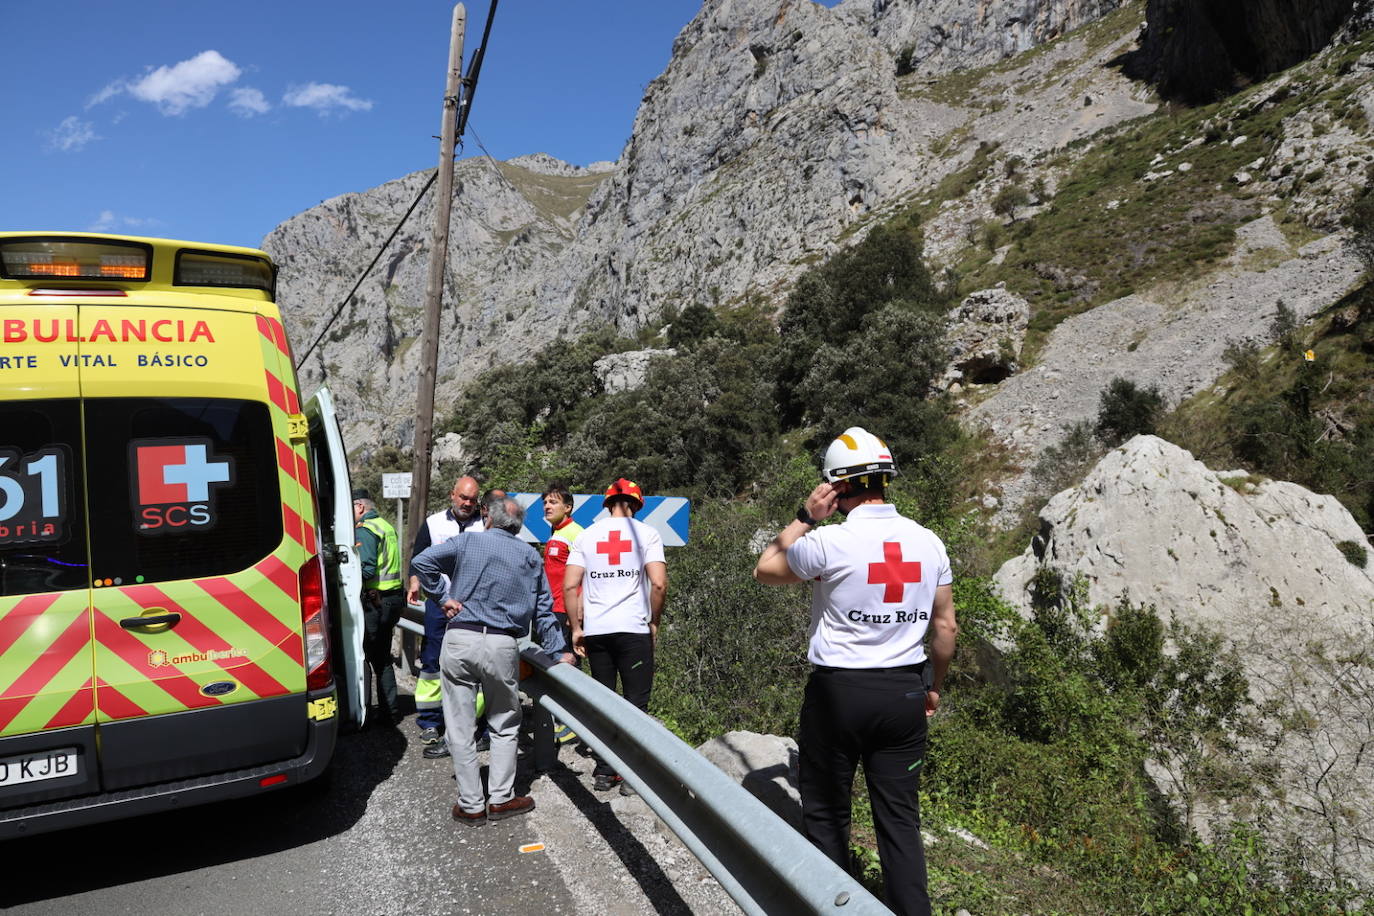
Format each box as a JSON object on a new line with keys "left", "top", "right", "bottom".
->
{"left": 544, "top": 517, "right": 584, "bottom": 616}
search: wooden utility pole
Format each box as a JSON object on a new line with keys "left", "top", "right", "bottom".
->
{"left": 406, "top": 3, "right": 466, "bottom": 561}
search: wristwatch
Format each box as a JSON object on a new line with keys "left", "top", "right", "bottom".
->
{"left": 796, "top": 505, "right": 816, "bottom": 526}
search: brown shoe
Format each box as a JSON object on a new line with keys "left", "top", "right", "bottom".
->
{"left": 487, "top": 796, "right": 535, "bottom": 821}
{"left": 452, "top": 804, "right": 486, "bottom": 826}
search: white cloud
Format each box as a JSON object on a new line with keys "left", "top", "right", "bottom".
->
{"left": 228, "top": 87, "right": 271, "bottom": 117}
{"left": 283, "top": 82, "right": 373, "bottom": 115}
{"left": 88, "top": 211, "right": 160, "bottom": 233}
{"left": 47, "top": 116, "right": 99, "bottom": 152}
{"left": 126, "top": 50, "right": 241, "bottom": 115}
{"left": 86, "top": 81, "right": 125, "bottom": 108}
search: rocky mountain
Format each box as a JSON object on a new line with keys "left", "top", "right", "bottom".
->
{"left": 267, "top": 0, "right": 1169, "bottom": 451}
{"left": 994, "top": 435, "right": 1374, "bottom": 881}
{"left": 836, "top": 0, "right": 1127, "bottom": 77}
{"left": 260, "top": 0, "right": 1374, "bottom": 894}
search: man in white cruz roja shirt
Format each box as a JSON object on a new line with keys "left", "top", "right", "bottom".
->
{"left": 754, "top": 427, "right": 958, "bottom": 916}
{"left": 564, "top": 478, "right": 668, "bottom": 793}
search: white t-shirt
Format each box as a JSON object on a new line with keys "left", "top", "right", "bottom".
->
{"left": 786, "top": 503, "right": 952, "bottom": 668}
{"left": 570, "top": 516, "right": 665, "bottom": 636}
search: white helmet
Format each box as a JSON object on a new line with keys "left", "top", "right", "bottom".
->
{"left": 822, "top": 427, "right": 898, "bottom": 484}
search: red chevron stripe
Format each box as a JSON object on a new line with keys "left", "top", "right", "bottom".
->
{"left": 91, "top": 614, "right": 221, "bottom": 710}
{"left": 0, "top": 697, "right": 27, "bottom": 733}
{"left": 195, "top": 577, "right": 302, "bottom": 665}
{"left": 256, "top": 313, "right": 273, "bottom": 342}
{"left": 295, "top": 452, "right": 313, "bottom": 496}
{"left": 120, "top": 585, "right": 291, "bottom": 699}
{"left": 302, "top": 519, "right": 317, "bottom": 552}
{"left": 276, "top": 437, "right": 298, "bottom": 483}
{"left": 256, "top": 555, "right": 299, "bottom": 602}
{"left": 264, "top": 370, "right": 288, "bottom": 413}
{"left": 45, "top": 679, "right": 95, "bottom": 729}
{"left": 0, "top": 613, "right": 93, "bottom": 732}
{"left": 284, "top": 385, "right": 300, "bottom": 414}
{"left": 282, "top": 504, "right": 304, "bottom": 546}
{"left": 0, "top": 593, "right": 64, "bottom": 659}
{"left": 269, "top": 316, "right": 288, "bottom": 354}
{"left": 95, "top": 677, "right": 149, "bottom": 720}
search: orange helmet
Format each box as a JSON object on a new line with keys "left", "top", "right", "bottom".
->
{"left": 604, "top": 477, "right": 645, "bottom": 512}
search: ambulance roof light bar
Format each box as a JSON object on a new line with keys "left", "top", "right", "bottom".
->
{"left": 0, "top": 237, "right": 151, "bottom": 282}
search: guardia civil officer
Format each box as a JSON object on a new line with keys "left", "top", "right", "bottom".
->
{"left": 753, "top": 427, "right": 958, "bottom": 916}
{"left": 353, "top": 490, "right": 404, "bottom": 724}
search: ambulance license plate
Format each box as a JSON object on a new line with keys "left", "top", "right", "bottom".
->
{"left": 0, "top": 747, "right": 78, "bottom": 787}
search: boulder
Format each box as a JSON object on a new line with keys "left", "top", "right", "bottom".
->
{"left": 994, "top": 435, "right": 1374, "bottom": 879}
{"left": 994, "top": 435, "right": 1374, "bottom": 628}
{"left": 941, "top": 286, "right": 1031, "bottom": 389}
{"left": 593, "top": 348, "right": 676, "bottom": 394}
{"left": 696, "top": 731, "right": 802, "bottom": 830}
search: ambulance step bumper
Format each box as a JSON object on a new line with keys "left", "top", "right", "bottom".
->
{"left": 0, "top": 709, "right": 337, "bottom": 840}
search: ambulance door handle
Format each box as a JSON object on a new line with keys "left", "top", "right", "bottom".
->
{"left": 120, "top": 612, "right": 182, "bottom": 631}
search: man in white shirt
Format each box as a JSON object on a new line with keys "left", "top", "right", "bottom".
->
{"left": 564, "top": 478, "right": 667, "bottom": 793}
{"left": 753, "top": 427, "right": 958, "bottom": 916}
{"left": 405, "top": 475, "right": 485, "bottom": 756}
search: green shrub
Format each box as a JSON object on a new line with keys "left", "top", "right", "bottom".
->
{"left": 1336, "top": 539, "right": 1369, "bottom": 568}
{"left": 1096, "top": 376, "right": 1165, "bottom": 445}
{"left": 1346, "top": 185, "right": 1374, "bottom": 275}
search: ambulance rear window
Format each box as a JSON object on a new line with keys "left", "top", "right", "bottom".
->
{"left": 84, "top": 398, "right": 284, "bottom": 585}
{"left": 0, "top": 400, "right": 87, "bottom": 596}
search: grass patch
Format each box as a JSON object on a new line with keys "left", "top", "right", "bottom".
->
{"left": 493, "top": 161, "right": 610, "bottom": 222}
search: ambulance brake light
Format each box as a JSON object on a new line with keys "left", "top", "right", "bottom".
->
{"left": 0, "top": 238, "right": 151, "bottom": 281}
{"left": 299, "top": 554, "right": 333, "bottom": 691}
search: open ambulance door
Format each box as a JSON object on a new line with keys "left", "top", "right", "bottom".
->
{"left": 302, "top": 387, "right": 366, "bottom": 729}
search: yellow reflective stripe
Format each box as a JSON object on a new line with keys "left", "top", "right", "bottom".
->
{"left": 414, "top": 674, "right": 442, "bottom": 709}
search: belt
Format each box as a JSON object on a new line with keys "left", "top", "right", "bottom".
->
{"left": 450, "top": 621, "right": 526, "bottom": 638}
{"left": 813, "top": 661, "right": 926, "bottom": 675}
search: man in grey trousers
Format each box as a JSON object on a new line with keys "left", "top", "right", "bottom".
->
{"left": 410, "top": 496, "right": 574, "bottom": 825}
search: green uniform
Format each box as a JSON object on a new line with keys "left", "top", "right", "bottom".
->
{"left": 356, "top": 510, "right": 403, "bottom": 721}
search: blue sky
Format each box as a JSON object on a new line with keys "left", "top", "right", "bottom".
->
{"left": 2, "top": 1, "right": 717, "bottom": 249}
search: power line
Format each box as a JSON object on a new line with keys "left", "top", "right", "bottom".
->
{"left": 295, "top": 0, "right": 502, "bottom": 373}
{"left": 293, "top": 170, "right": 438, "bottom": 371}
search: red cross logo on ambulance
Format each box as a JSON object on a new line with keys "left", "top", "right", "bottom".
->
{"left": 131, "top": 438, "right": 235, "bottom": 534}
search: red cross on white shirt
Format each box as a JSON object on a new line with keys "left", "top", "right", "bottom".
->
{"left": 596, "top": 530, "right": 633, "bottom": 565}
{"left": 867, "top": 542, "right": 922, "bottom": 603}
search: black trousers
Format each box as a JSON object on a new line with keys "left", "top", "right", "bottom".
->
{"left": 362, "top": 589, "right": 404, "bottom": 719}
{"left": 584, "top": 631, "right": 654, "bottom": 776}
{"left": 798, "top": 666, "right": 930, "bottom": 916}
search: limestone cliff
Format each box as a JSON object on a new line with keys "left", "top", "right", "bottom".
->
{"left": 995, "top": 435, "right": 1374, "bottom": 880}
{"left": 1125, "top": 0, "right": 1359, "bottom": 101}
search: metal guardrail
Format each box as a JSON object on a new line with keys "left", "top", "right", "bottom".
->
{"left": 518, "top": 646, "right": 892, "bottom": 916}
{"left": 394, "top": 607, "right": 889, "bottom": 913}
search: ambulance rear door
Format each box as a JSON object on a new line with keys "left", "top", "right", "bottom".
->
{"left": 302, "top": 387, "right": 365, "bottom": 728}
{"left": 0, "top": 301, "right": 100, "bottom": 811}
{"left": 79, "top": 303, "right": 315, "bottom": 789}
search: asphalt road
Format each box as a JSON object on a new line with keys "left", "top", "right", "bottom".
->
{"left": 0, "top": 716, "right": 580, "bottom": 916}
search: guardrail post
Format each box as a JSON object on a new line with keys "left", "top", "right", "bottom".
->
{"left": 531, "top": 703, "right": 556, "bottom": 772}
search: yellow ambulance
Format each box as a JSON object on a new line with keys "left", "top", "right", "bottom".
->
{"left": 0, "top": 233, "right": 365, "bottom": 837}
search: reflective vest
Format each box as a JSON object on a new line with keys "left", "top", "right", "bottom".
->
{"left": 358, "top": 515, "right": 402, "bottom": 591}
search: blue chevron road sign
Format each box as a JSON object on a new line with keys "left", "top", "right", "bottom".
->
{"left": 511, "top": 493, "right": 690, "bottom": 546}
